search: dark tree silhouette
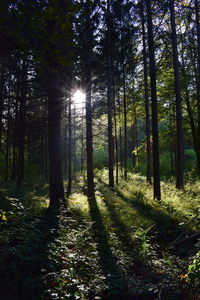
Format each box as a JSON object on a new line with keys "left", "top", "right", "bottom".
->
{"left": 145, "top": 0, "right": 161, "bottom": 200}
{"left": 140, "top": 0, "right": 151, "bottom": 184}
{"left": 169, "top": 0, "right": 184, "bottom": 189}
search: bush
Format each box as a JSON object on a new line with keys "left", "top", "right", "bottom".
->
{"left": 93, "top": 148, "right": 108, "bottom": 169}
{"left": 187, "top": 250, "right": 200, "bottom": 290}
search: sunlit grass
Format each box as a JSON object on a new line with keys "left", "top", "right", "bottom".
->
{"left": 0, "top": 171, "right": 199, "bottom": 298}
{"left": 68, "top": 192, "right": 90, "bottom": 218}
{"left": 0, "top": 178, "right": 49, "bottom": 213}
{"left": 94, "top": 169, "right": 200, "bottom": 252}
{"left": 96, "top": 169, "right": 200, "bottom": 223}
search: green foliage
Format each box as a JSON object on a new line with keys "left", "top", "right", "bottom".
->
{"left": 184, "top": 149, "right": 197, "bottom": 172}
{"left": 187, "top": 250, "right": 200, "bottom": 290}
{"left": 93, "top": 148, "right": 108, "bottom": 169}
{"left": 24, "top": 161, "right": 43, "bottom": 178}
{"left": 130, "top": 148, "right": 197, "bottom": 179}
{"left": 0, "top": 174, "right": 199, "bottom": 299}
{"left": 0, "top": 209, "right": 7, "bottom": 221}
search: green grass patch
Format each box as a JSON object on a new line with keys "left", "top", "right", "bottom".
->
{"left": 0, "top": 173, "right": 199, "bottom": 299}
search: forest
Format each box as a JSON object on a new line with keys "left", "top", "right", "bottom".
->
{"left": 0, "top": 0, "right": 200, "bottom": 299}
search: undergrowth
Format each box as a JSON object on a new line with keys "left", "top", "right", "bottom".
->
{"left": 0, "top": 173, "right": 199, "bottom": 299}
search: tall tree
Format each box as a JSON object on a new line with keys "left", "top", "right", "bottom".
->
{"left": 140, "top": 0, "right": 151, "bottom": 184}
{"left": 194, "top": 0, "right": 200, "bottom": 173}
{"left": 17, "top": 60, "right": 27, "bottom": 187}
{"left": 67, "top": 96, "right": 72, "bottom": 196}
{"left": 106, "top": 0, "right": 114, "bottom": 187}
{"left": 0, "top": 63, "right": 5, "bottom": 150}
{"left": 113, "top": 87, "right": 119, "bottom": 184}
{"left": 82, "top": 2, "right": 95, "bottom": 199}
{"left": 145, "top": 0, "right": 161, "bottom": 200}
{"left": 47, "top": 71, "right": 65, "bottom": 206}
{"left": 170, "top": 0, "right": 184, "bottom": 189}
{"left": 122, "top": 64, "right": 127, "bottom": 180}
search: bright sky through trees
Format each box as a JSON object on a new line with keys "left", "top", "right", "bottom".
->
{"left": 72, "top": 90, "right": 86, "bottom": 110}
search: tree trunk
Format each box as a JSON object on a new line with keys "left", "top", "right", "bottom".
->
{"left": 170, "top": 0, "right": 184, "bottom": 189}
{"left": 134, "top": 106, "right": 140, "bottom": 172}
{"left": 64, "top": 105, "right": 68, "bottom": 179}
{"left": 17, "top": 62, "right": 27, "bottom": 187}
{"left": 107, "top": 0, "right": 114, "bottom": 187}
{"left": 84, "top": 6, "right": 95, "bottom": 199}
{"left": 12, "top": 94, "right": 19, "bottom": 179}
{"left": 145, "top": 0, "right": 161, "bottom": 200}
{"left": 131, "top": 123, "right": 136, "bottom": 169}
{"left": 123, "top": 64, "right": 127, "bottom": 180}
{"left": 81, "top": 114, "right": 84, "bottom": 172}
{"left": 44, "top": 132, "right": 48, "bottom": 180}
{"left": 85, "top": 74, "right": 94, "bottom": 198}
{"left": 169, "top": 105, "right": 175, "bottom": 176}
{"left": 47, "top": 71, "right": 64, "bottom": 207}
{"left": 67, "top": 97, "right": 72, "bottom": 196}
{"left": 141, "top": 1, "right": 151, "bottom": 184}
{"left": 195, "top": 0, "right": 200, "bottom": 173}
{"left": 113, "top": 87, "right": 118, "bottom": 184}
{"left": 73, "top": 107, "right": 76, "bottom": 178}
{"left": 0, "top": 63, "right": 5, "bottom": 150}
{"left": 5, "top": 89, "right": 10, "bottom": 180}
{"left": 117, "top": 93, "right": 123, "bottom": 174}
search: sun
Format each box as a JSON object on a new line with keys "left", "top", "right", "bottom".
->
{"left": 72, "top": 90, "right": 86, "bottom": 110}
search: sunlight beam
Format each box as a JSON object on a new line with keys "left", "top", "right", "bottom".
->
{"left": 72, "top": 90, "right": 86, "bottom": 110}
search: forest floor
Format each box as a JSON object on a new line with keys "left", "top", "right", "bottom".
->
{"left": 0, "top": 171, "right": 199, "bottom": 300}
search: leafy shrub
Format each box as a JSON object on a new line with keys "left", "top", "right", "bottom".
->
{"left": 0, "top": 209, "right": 7, "bottom": 221}
{"left": 187, "top": 250, "right": 200, "bottom": 290}
{"left": 93, "top": 148, "right": 108, "bottom": 169}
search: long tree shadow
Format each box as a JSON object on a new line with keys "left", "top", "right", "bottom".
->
{"left": 111, "top": 187, "right": 197, "bottom": 256}
{"left": 97, "top": 178, "right": 179, "bottom": 240}
{"left": 87, "top": 196, "right": 129, "bottom": 299}
{"left": 99, "top": 190, "right": 162, "bottom": 284}
{"left": 97, "top": 178, "right": 196, "bottom": 254}
{"left": 100, "top": 192, "right": 137, "bottom": 254}
{"left": 0, "top": 205, "right": 61, "bottom": 300}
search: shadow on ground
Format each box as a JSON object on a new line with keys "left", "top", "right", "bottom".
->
{"left": 0, "top": 206, "right": 60, "bottom": 300}
{"left": 87, "top": 195, "right": 129, "bottom": 299}
{"left": 98, "top": 179, "right": 197, "bottom": 257}
{"left": 87, "top": 195, "right": 160, "bottom": 300}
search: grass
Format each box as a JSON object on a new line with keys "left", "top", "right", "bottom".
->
{"left": 0, "top": 171, "right": 199, "bottom": 299}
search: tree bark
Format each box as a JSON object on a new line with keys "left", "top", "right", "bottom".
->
{"left": 85, "top": 74, "right": 94, "bottom": 198}
{"left": 123, "top": 64, "right": 127, "bottom": 180}
{"left": 145, "top": 0, "right": 161, "bottom": 200}
{"left": 113, "top": 87, "right": 118, "bottom": 184}
{"left": 141, "top": 1, "right": 151, "bottom": 184}
{"left": 83, "top": 5, "right": 95, "bottom": 199}
{"left": 118, "top": 95, "right": 123, "bottom": 174}
{"left": 170, "top": 0, "right": 184, "bottom": 189}
{"left": 131, "top": 123, "right": 136, "bottom": 169}
{"left": 0, "top": 63, "right": 5, "bottom": 150}
{"left": 47, "top": 71, "right": 64, "bottom": 207}
{"left": 64, "top": 105, "right": 68, "bottom": 179}
{"left": 107, "top": 0, "right": 114, "bottom": 187}
{"left": 17, "top": 62, "right": 27, "bottom": 187}
{"left": 12, "top": 93, "right": 19, "bottom": 179}
{"left": 73, "top": 107, "right": 76, "bottom": 178}
{"left": 81, "top": 114, "right": 84, "bottom": 172}
{"left": 44, "top": 132, "right": 48, "bottom": 180}
{"left": 67, "top": 97, "right": 72, "bottom": 196}
{"left": 5, "top": 85, "right": 10, "bottom": 180}
{"left": 134, "top": 105, "right": 140, "bottom": 172}
{"left": 195, "top": 0, "right": 200, "bottom": 173}
{"left": 169, "top": 105, "right": 175, "bottom": 176}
